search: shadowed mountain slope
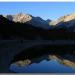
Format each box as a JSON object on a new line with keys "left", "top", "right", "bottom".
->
{"left": 0, "top": 15, "right": 75, "bottom": 40}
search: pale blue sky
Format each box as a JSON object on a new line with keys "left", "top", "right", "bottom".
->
{"left": 0, "top": 2, "right": 75, "bottom": 20}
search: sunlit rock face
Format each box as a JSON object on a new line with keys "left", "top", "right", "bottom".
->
{"left": 50, "top": 13, "right": 75, "bottom": 25}
{"left": 5, "top": 13, "right": 32, "bottom": 23}
{"left": 58, "top": 13, "right": 75, "bottom": 22}
{"left": 4, "top": 13, "right": 51, "bottom": 29}
{"left": 12, "top": 13, "right": 32, "bottom": 23}
{"left": 49, "top": 13, "right": 75, "bottom": 31}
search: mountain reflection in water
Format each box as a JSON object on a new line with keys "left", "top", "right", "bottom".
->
{"left": 10, "top": 45, "right": 75, "bottom": 73}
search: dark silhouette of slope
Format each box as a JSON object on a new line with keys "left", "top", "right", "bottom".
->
{"left": 52, "top": 19, "right": 75, "bottom": 40}
{"left": 0, "top": 15, "right": 51, "bottom": 40}
{"left": 0, "top": 15, "right": 75, "bottom": 40}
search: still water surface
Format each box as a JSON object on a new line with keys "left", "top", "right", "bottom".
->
{"left": 10, "top": 54, "right": 75, "bottom": 73}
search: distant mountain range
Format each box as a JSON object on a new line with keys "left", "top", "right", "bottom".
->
{"left": 4, "top": 13, "right": 75, "bottom": 31}
{"left": 4, "top": 13, "right": 51, "bottom": 29}
{"left": 50, "top": 13, "right": 75, "bottom": 31}
{"left": 0, "top": 15, "right": 51, "bottom": 40}
{"left": 0, "top": 13, "right": 75, "bottom": 40}
{"left": 50, "top": 13, "right": 75, "bottom": 25}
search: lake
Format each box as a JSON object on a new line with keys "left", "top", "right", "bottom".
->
{"left": 8, "top": 43, "right": 75, "bottom": 73}
{"left": 10, "top": 53, "right": 75, "bottom": 73}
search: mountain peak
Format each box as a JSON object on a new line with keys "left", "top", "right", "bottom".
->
{"left": 50, "top": 13, "right": 75, "bottom": 26}
{"left": 58, "top": 13, "right": 75, "bottom": 22}
{"left": 12, "top": 13, "right": 32, "bottom": 23}
{"left": 4, "top": 13, "right": 51, "bottom": 29}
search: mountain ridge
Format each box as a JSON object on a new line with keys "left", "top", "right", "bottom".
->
{"left": 4, "top": 13, "right": 51, "bottom": 29}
